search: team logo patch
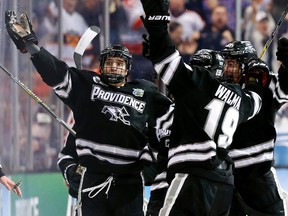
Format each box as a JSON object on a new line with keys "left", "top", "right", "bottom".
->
{"left": 102, "top": 105, "right": 131, "bottom": 126}
{"left": 132, "top": 88, "right": 144, "bottom": 97}
{"left": 93, "top": 76, "right": 101, "bottom": 84}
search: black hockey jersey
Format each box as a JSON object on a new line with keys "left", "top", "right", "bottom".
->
{"left": 228, "top": 65, "right": 288, "bottom": 178}
{"left": 146, "top": 23, "right": 263, "bottom": 182}
{"left": 31, "top": 48, "right": 171, "bottom": 175}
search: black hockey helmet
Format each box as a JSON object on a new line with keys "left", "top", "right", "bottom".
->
{"left": 221, "top": 41, "right": 257, "bottom": 66}
{"left": 221, "top": 41, "right": 257, "bottom": 83}
{"left": 190, "top": 49, "right": 225, "bottom": 80}
{"left": 99, "top": 44, "right": 132, "bottom": 85}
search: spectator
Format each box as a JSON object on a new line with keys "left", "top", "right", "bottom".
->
{"left": 242, "top": 0, "right": 274, "bottom": 39}
{"left": 39, "top": 0, "right": 90, "bottom": 67}
{"left": 185, "top": 0, "right": 206, "bottom": 21}
{"left": 169, "top": 0, "right": 205, "bottom": 55}
{"left": 31, "top": 108, "right": 56, "bottom": 171}
{"left": 168, "top": 22, "right": 193, "bottom": 62}
{"left": 77, "top": 0, "right": 102, "bottom": 55}
{"left": 168, "top": 22, "right": 184, "bottom": 49}
{"left": 121, "top": 0, "right": 155, "bottom": 81}
{"left": 196, "top": 4, "right": 234, "bottom": 51}
{"left": 248, "top": 11, "right": 278, "bottom": 72}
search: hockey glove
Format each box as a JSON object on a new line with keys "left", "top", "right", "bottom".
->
{"left": 5, "top": 10, "right": 38, "bottom": 53}
{"left": 245, "top": 55, "right": 271, "bottom": 87}
{"left": 189, "top": 49, "right": 214, "bottom": 66}
{"left": 142, "top": 34, "right": 151, "bottom": 59}
{"left": 140, "top": 0, "right": 169, "bottom": 18}
{"left": 190, "top": 49, "right": 225, "bottom": 79}
{"left": 276, "top": 37, "right": 288, "bottom": 68}
{"left": 64, "top": 164, "right": 81, "bottom": 193}
{"left": 140, "top": 0, "right": 170, "bottom": 34}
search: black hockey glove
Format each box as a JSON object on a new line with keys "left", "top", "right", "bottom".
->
{"left": 140, "top": 0, "right": 169, "bottom": 18}
{"left": 5, "top": 10, "right": 38, "bottom": 53}
{"left": 64, "top": 164, "right": 81, "bottom": 193}
{"left": 142, "top": 34, "right": 151, "bottom": 59}
{"left": 190, "top": 49, "right": 225, "bottom": 79}
{"left": 245, "top": 55, "right": 271, "bottom": 87}
{"left": 189, "top": 49, "right": 214, "bottom": 66}
{"left": 140, "top": 0, "right": 170, "bottom": 34}
{"left": 276, "top": 37, "right": 288, "bottom": 68}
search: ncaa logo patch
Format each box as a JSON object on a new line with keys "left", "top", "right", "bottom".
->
{"left": 133, "top": 88, "right": 144, "bottom": 97}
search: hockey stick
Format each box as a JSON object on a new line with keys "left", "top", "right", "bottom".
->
{"left": 73, "top": 26, "right": 100, "bottom": 69}
{"left": 259, "top": 3, "right": 288, "bottom": 59}
{"left": 0, "top": 65, "right": 76, "bottom": 136}
{"left": 0, "top": 27, "right": 99, "bottom": 137}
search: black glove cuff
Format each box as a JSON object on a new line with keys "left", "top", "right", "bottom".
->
{"left": 23, "top": 33, "right": 38, "bottom": 45}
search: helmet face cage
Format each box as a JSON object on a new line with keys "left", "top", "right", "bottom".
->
{"left": 99, "top": 44, "right": 132, "bottom": 85}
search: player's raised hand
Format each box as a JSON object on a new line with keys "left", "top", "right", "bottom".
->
{"left": 140, "top": 0, "right": 169, "bottom": 17}
{"left": 5, "top": 10, "right": 38, "bottom": 53}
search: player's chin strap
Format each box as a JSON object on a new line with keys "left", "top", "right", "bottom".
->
{"left": 73, "top": 165, "right": 87, "bottom": 216}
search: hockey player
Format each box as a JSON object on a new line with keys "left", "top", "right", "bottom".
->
{"left": 145, "top": 103, "right": 173, "bottom": 216}
{"left": 5, "top": 10, "right": 172, "bottom": 216}
{"left": 0, "top": 165, "right": 22, "bottom": 197}
{"left": 145, "top": 50, "right": 226, "bottom": 216}
{"left": 221, "top": 40, "right": 288, "bottom": 215}
{"left": 189, "top": 41, "right": 288, "bottom": 215}
{"left": 139, "top": 0, "right": 269, "bottom": 215}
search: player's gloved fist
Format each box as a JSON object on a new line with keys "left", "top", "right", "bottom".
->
{"left": 142, "top": 34, "right": 151, "bottom": 59}
{"left": 65, "top": 164, "right": 81, "bottom": 192}
{"left": 5, "top": 10, "right": 38, "bottom": 53}
{"left": 140, "top": 0, "right": 169, "bottom": 17}
{"left": 190, "top": 49, "right": 215, "bottom": 66}
{"left": 190, "top": 49, "right": 225, "bottom": 78}
{"left": 276, "top": 37, "right": 288, "bottom": 68}
{"left": 245, "top": 55, "right": 271, "bottom": 87}
{"left": 140, "top": 0, "right": 170, "bottom": 31}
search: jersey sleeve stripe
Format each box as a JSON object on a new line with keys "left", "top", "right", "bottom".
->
{"left": 232, "top": 152, "right": 273, "bottom": 168}
{"left": 154, "top": 51, "right": 181, "bottom": 85}
{"left": 168, "top": 151, "right": 217, "bottom": 167}
{"left": 247, "top": 91, "right": 262, "bottom": 120}
{"left": 168, "top": 141, "right": 217, "bottom": 158}
{"left": 228, "top": 139, "right": 274, "bottom": 158}
{"left": 53, "top": 71, "right": 72, "bottom": 98}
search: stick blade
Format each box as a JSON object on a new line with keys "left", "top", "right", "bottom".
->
{"left": 74, "top": 25, "right": 100, "bottom": 69}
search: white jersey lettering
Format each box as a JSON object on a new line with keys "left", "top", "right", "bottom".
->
{"left": 91, "top": 85, "right": 146, "bottom": 113}
{"left": 215, "top": 85, "right": 241, "bottom": 110}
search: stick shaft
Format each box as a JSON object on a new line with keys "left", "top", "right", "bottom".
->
{"left": 259, "top": 3, "right": 288, "bottom": 59}
{"left": 0, "top": 65, "right": 76, "bottom": 136}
